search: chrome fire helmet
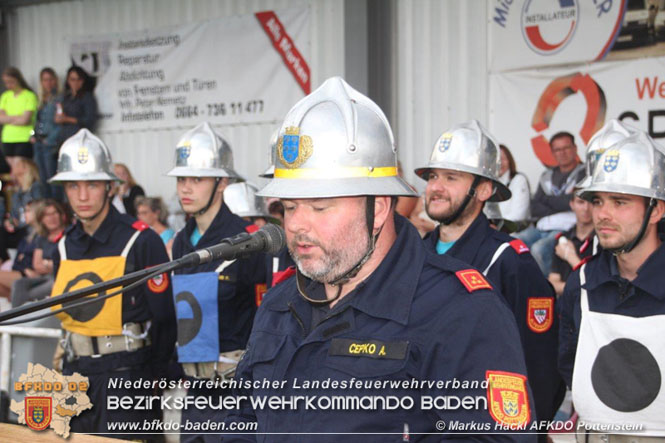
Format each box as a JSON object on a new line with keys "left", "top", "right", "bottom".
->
{"left": 414, "top": 119, "right": 511, "bottom": 202}
{"left": 224, "top": 182, "right": 270, "bottom": 219}
{"left": 50, "top": 129, "right": 121, "bottom": 183}
{"left": 257, "top": 77, "right": 417, "bottom": 199}
{"left": 166, "top": 122, "right": 241, "bottom": 180}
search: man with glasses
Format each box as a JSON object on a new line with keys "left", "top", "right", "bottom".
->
{"left": 516, "top": 131, "right": 585, "bottom": 275}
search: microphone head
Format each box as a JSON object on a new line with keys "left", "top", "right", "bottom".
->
{"left": 259, "top": 223, "right": 286, "bottom": 255}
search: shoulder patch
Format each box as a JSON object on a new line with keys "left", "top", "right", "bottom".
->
{"left": 455, "top": 269, "right": 492, "bottom": 293}
{"left": 147, "top": 272, "right": 170, "bottom": 293}
{"left": 526, "top": 297, "right": 554, "bottom": 333}
{"left": 245, "top": 224, "right": 260, "bottom": 233}
{"left": 255, "top": 283, "right": 268, "bottom": 307}
{"left": 273, "top": 266, "right": 296, "bottom": 286}
{"left": 486, "top": 370, "right": 531, "bottom": 428}
{"left": 132, "top": 220, "right": 150, "bottom": 232}
{"left": 509, "top": 239, "right": 529, "bottom": 254}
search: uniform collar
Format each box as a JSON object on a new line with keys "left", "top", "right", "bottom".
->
{"left": 183, "top": 202, "right": 233, "bottom": 249}
{"left": 441, "top": 213, "right": 491, "bottom": 263}
{"left": 271, "top": 215, "right": 424, "bottom": 326}
{"left": 68, "top": 205, "right": 119, "bottom": 244}
{"left": 585, "top": 239, "right": 665, "bottom": 299}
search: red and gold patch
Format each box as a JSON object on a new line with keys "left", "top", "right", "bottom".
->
{"left": 509, "top": 239, "right": 530, "bottom": 254}
{"left": 25, "top": 397, "right": 52, "bottom": 431}
{"left": 486, "top": 371, "right": 530, "bottom": 427}
{"left": 147, "top": 272, "right": 169, "bottom": 293}
{"left": 255, "top": 283, "right": 268, "bottom": 307}
{"left": 455, "top": 269, "right": 492, "bottom": 293}
{"left": 526, "top": 297, "right": 553, "bottom": 333}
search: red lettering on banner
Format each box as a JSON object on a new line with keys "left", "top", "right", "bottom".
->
{"left": 635, "top": 77, "right": 665, "bottom": 100}
{"left": 256, "top": 11, "right": 311, "bottom": 94}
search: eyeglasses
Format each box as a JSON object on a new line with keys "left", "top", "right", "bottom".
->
{"left": 551, "top": 145, "right": 575, "bottom": 154}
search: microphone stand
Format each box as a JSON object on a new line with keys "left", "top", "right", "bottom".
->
{"left": 0, "top": 257, "right": 183, "bottom": 324}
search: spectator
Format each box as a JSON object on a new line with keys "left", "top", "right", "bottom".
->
{"left": 54, "top": 66, "right": 97, "bottom": 148}
{"left": 112, "top": 163, "right": 145, "bottom": 217}
{"left": 0, "top": 200, "right": 40, "bottom": 301}
{"left": 0, "top": 157, "right": 47, "bottom": 261}
{"left": 515, "top": 131, "right": 585, "bottom": 274}
{"left": 134, "top": 196, "right": 174, "bottom": 256}
{"left": 11, "top": 199, "right": 69, "bottom": 307}
{"left": 0, "top": 67, "right": 38, "bottom": 170}
{"left": 490, "top": 144, "right": 530, "bottom": 230}
{"left": 31, "top": 67, "right": 62, "bottom": 200}
{"left": 548, "top": 194, "right": 594, "bottom": 296}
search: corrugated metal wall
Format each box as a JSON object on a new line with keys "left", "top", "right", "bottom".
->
{"left": 4, "top": 0, "right": 346, "bottom": 200}
{"left": 394, "top": 0, "right": 489, "bottom": 192}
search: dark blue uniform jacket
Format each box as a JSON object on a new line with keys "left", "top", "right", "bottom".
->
{"left": 225, "top": 216, "right": 535, "bottom": 442}
{"left": 558, "top": 240, "right": 665, "bottom": 388}
{"left": 172, "top": 202, "right": 266, "bottom": 353}
{"left": 53, "top": 206, "right": 176, "bottom": 376}
{"left": 424, "top": 214, "right": 565, "bottom": 422}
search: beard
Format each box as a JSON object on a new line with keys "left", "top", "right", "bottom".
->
{"left": 288, "top": 221, "right": 370, "bottom": 284}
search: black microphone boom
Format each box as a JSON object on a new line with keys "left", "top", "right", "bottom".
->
{"left": 0, "top": 224, "right": 286, "bottom": 324}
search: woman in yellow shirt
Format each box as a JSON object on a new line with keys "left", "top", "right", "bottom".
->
{"left": 0, "top": 67, "right": 38, "bottom": 169}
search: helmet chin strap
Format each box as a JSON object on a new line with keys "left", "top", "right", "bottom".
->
{"left": 608, "top": 197, "right": 656, "bottom": 256}
{"left": 440, "top": 175, "right": 481, "bottom": 225}
{"left": 192, "top": 178, "right": 222, "bottom": 217}
{"left": 298, "top": 195, "right": 383, "bottom": 306}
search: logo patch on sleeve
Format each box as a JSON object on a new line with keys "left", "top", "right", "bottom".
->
{"left": 486, "top": 371, "right": 530, "bottom": 428}
{"left": 526, "top": 297, "right": 554, "bottom": 333}
{"left": 509, "top": 239, "right": 530, "bottom": 254}
{"left": 455, "top": 269, "right": 492, "bottom": 292}
{"left": 147, "top": 272, "right": 169, "bottom": 293}
{"left": 329, "top": 338, "right": 408, "bottom": 360}
{"left": 255, "top": 283, "right": 268, "bottom": 307}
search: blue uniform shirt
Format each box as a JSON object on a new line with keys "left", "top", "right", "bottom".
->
{"left": 226, "top": 216, "right": 535, "bottom": 441}
{"left": 424, "top": 214, "right": 564, "bottom": 423}
{"left": 558, "top": 240, "right": 665, "bottom": 389}
{"left": 172, "top": 202, "right": 267, "bottom": 353}
{"left": 53, "top": 205, "right": 176, "bottom": 375}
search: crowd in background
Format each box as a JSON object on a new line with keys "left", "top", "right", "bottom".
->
{"left": 0, "top": 64, "right": 589, "bottom": 310}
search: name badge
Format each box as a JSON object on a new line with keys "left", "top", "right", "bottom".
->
{"left": 329, "top": 338, "right": 408, "bottom": 360}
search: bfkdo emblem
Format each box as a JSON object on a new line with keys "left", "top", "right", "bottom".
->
{"left": 438, "top": 133, "right": 453, "bottom": 153}
{"left": 527, "top": 297, "right": 553, "bottom": 333}
{"left": 486, "top": 371, "right": 530, "bottom": 428}
{"left": 603, "top": 149, "right": 619, "bottom": 173}
{"left": 25, "top": 397, "right": 52, "bottom": 431}
{"left": 278, "top": 127, "right": 313, "bottom": 169}
{"left": 77, "top": 146, "right": 89, "bottom": 164}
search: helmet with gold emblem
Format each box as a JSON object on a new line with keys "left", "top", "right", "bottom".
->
{"left": 50, "top": 128, "right": 120, "bottom": 183}
{"left": 257, "top": 77, "right": 416, "bottom": 198}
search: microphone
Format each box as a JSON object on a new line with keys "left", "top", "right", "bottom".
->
{"left": 178, "top": 223, "right": 286, "bottom": 267}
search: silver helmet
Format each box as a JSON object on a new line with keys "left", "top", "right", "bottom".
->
{"left": 224, "top": 182, "right": 270, "bottom": 218}
{"left": 50, "top": 129, "right": 120, "bottom": 183}
{"left": 166, "top": 122, "right": 241, "bottom": 179}
{"left": 414, "top": 120, "right": 511, "bottom": 202}
{"left": 579, "top": 131, "right": 665, "bottom": 202}
{"left": 259, "top": 128, "right": 279, "bottom": 179}
{"left": 576, "top": 119, "right": 637, "bottom": 190}
{"left": 257, "top": 77, "right": 417, "bottom": 198}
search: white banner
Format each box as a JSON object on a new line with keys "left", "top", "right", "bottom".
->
{"left": 68, "top": 8, "right": 310, "bottom": 131}
{"left": 489, "top": 0, "right": 640, "bottom": 72}
{"left": 489, "top": 56, "right": 665, "bottom": 187}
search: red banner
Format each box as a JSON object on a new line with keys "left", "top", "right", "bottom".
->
{"left": 256, "top": 10, "right": 311, "bottom": 95}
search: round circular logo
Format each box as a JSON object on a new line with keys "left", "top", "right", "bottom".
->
{"left": 521, "top": 0, "right": 579, "bottom": 56}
